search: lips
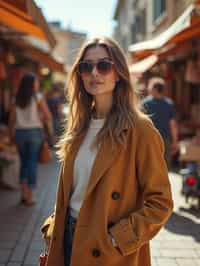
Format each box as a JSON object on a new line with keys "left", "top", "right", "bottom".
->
{"left": 90, "top": 80, "right": 103, "bottom": 86}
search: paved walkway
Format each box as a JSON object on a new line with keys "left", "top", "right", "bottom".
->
{"left": 0, "top": 157, "right": 59, "bottom": 266}
{"left": 151, "top": 172, "right": 200, "bottom": 266}
{"left": 0, "top": 158, "right": 200, "bottom": 266}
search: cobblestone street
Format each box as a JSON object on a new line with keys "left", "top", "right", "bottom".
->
{"left": 151, "top": 172, "right": 200, "bottom": 266}
{"left": 0, "top": 157, "right": 200, "bottom": 266}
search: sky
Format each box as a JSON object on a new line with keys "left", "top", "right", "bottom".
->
{"left": 35, "top": 0, "right": 118, "bottom": 37}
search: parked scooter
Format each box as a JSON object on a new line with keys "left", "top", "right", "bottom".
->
{"left": 179, "top": 162, "right": 200, "bottom": 209}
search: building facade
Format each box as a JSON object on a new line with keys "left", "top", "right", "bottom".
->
{"left": 113, "top": 0, "right": 195, "bottom": 53}
{"left": 50, "top": 22, "right": 87, "bottom": 68}
{"left": 113, "top": 0, "right": 133, "bottom": 53}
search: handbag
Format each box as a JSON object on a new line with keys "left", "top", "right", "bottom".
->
{"left": 39, "top": 252, "right": 47, "bottom": 266}
{"left": 38, "top": 140, "right": 52, "bottom": 164}
{"left": 39, "top": 213, "right": 55, "bottom": 266}
{"left": 39, "top": 242, "right": 48, "bottom": 266}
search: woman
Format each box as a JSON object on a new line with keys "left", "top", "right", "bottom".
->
{"left": 42, "top": 37, "right": 173, "bottom": 266}
{"left": 9, "top": 73, "right": 52, "bottom": 205}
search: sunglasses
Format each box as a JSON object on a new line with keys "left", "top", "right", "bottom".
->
{"left": 77, "top": 59, "right": 114, "bottom": 76}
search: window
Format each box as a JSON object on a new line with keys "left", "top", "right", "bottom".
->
{"left": 140, "top": 9, "right": 146, "bottom": 36}
{"left": 131, "top": 23, "right": 137, "bottom": 43}
{"left": 153, "top": 0, "right": 166, "bottom": 22}
{"left": 131, "top": 10, "right": 146, "bottom": 43}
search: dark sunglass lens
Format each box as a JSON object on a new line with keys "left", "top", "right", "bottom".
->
{"left": 97, "top": 61, "right": 112, "bottom": 73}
{"left": 78, "top": 62, "right": 93, "bottom": 74}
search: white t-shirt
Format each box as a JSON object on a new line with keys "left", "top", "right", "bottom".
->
{"left": 69, "top": 118, "right": 105, "bottom": 218}
{"left": 15, "top": 92, "right": 43, "bottom": 129}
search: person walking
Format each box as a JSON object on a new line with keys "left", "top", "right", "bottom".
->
{"left": 47, "top": 85, "right": 65, "bottom": 137}
{"left": 142, "top": 77, "right": 179, "bottom": 168}
{"left": 41, "top": 37, "right": 173, "bottom": 266}
{"left": 9, "top": 73, "right": 53, "bottom": 205}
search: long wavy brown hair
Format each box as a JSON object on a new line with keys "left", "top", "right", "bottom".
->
{"left": 57, "top": 36, "right": 145, "bottom": 160}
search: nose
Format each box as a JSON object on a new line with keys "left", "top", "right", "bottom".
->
{"left": 91, "top": 65, "right": 99, "bottom": 76}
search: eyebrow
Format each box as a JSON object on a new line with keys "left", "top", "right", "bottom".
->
{"left": 83, "top": 57, "right": 110, "bottom": 62}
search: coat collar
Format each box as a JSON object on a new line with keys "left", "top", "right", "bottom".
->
{"left": 62, "top": 135, "right": 86, "bottom": 205}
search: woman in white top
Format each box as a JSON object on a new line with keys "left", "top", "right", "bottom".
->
{"left": 9, "top": 73, "right": 52, "bottom": 205}
{"left": 42, "top": 37, "right": 173, "bottom": 266}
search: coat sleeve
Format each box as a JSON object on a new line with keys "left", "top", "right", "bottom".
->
{"left": 110, "top": 120, "right": 173, "bottom": 256}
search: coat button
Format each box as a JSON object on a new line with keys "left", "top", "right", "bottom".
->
{"left": 112, "top": 191, "right": 120, "bottom": 200}
{"left": 92, "top": 248, "right": 101, "bottom": 257}
{"left": 108, "top": 222, "right": 115, "bottom": 229}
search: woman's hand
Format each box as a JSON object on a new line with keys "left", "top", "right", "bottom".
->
{"left": 41, "top": 213, "right": 55, "bottom": 250}
{"left": 108, "top": 232, "right": 118, "bottom": 247}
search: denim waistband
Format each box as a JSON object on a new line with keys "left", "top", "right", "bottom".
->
{"left": 66, "top": 209, "right": 77, "bottom": 233}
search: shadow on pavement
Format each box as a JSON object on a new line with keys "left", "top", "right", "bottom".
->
{"left": 179, "top": 206, "right": 200, "bottom": 219}
{"left": 165, "top": 212, "right": 200, "bottom": 243}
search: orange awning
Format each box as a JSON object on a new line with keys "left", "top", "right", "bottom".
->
{"left": 27, "top": 48, "right": 67, "bottom": 74}
{"left": 129, "top": 41, "right": 194, "bottom": 77}
{"left": 0, "top": 0, "right": 56, "bottom": 48}
{"left": 14, "top": 38, "right": 66, "bottom": 73}
{"left": 158, "top": 41, "right": 192, "bottom": 61}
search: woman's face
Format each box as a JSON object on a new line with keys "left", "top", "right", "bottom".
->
{"left": 79, "top": 46, "right": 118, "bottom": 97}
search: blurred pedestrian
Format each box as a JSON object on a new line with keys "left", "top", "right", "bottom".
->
{"left": 142, "top": 77, "right": 179, "bottom": 168}
{"left": 8, "top": 73, "right": 53, "bottom": 205}
{"left": 41, "top": 37, "right": 173, "bottom": 266}
{"left": 47, "top": 84, "right": 65, "bottom": 138}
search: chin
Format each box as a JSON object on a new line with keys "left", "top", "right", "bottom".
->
{"left": 86, "top": 88, "right": 102, "bottom": 95}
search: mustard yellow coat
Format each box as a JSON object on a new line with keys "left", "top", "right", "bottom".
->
{"left": 43, "top": 116, "right": 173, "bottom": 266}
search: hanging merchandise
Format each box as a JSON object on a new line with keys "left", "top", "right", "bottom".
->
{"left": 0, "top": 61, "right": 7, "bottom": 80}
{"left": 5, "top": 51, "right": 16, "bottom": 65}
{"left": 1, "top": 79, "right": 12, "bottom": 124}
{"left": 164, "top": 63, "right": 174, "bottom": 81}
{"left": 197, "top": 51, "right": 200, "bottom": 68}
{"left": 191, "top": 104, "right": 200, "bottom": 124}
{"left": 3, "top": 88, "right": 10, "bottom": 113}
{"left": 10, "top": 67, "right": 24, "bottom": 93}
{"left": 185, "top": 56, "right": 200, "bottom": 84}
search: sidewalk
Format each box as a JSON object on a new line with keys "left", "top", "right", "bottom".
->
{"left": 0, "top": 159, "right": 200, "bottom": 265}
{"left": 0, "top": 157, "right": 59, "bottom": 266}
{"left": 151, "top": 172, "right": 200, "bottom": 266}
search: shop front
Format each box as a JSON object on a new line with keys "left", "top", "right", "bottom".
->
{"left": 0, "top": 0, "right": 66, "bottom": 189}
{"left": 129, "top": 1, "right": 200, "bottom": 163}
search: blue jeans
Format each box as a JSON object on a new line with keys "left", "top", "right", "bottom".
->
{"left": 15, "top": 128, "right": 42, "bottom": 188}
{"left": 64, "top": 210, "right": 77, "bottom": 266}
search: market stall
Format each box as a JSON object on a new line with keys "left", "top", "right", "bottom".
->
{"left": 0, "top": 0, "right": 65, "bottom": 189}
{"left": 129, "top": 1, "right": 200, "bottom": 163}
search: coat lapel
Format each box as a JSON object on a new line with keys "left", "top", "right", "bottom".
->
{"left": 62, "top": 135, "right": 85, "bottom": 205}
{"left": 86, "top": 121, "right": 129, "bottom": 196}
{"left": 86, "top": 135, "right": 123, "bottom": 197}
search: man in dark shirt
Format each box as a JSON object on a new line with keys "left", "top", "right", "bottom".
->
{"left": 142, "top": 77, "right": 178, "bottom": 168}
